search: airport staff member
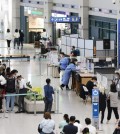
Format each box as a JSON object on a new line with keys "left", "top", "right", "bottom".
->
{"left": 70, "top": 46, "right": 80, "bottom": 57}
{"left": 59, "top": 52, "right": 70, "bottom": 86}
{"left": 44, "top": 78, "right": 54, "bottom": 113}
{"left": 60, "top": 58, "right": 79, "bottom": 90}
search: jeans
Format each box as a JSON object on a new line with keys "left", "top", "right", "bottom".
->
{"left": 19, "top": 40, "right": 23, "bottom": 48}
{"left": 18, "top": 95, "right": 25, "bottom": 112}
{"left": 6, "top": 94, "right": 15, "bottom": 111}
{"left": 44, "top": 101, "right": 52, "bottom": 113}
{"left": 14, "top": 38, "right": 19, "bottom": 48}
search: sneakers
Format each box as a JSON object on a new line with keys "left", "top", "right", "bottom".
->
{"left": 66, "top": 88, "right": 70, "bottom": 90}
{"left": 15, "top": 111, "right": 21, "bottom": 114}
{"left": 60, "top": 85, "right": 63, "bottom": 90}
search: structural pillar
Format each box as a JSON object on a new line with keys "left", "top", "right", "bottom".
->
{"left": 79, "top": 0, "right": 89, "bottom": 39}
{"left": 44, "top": 0, "right": 53, "bottom": 39}
{"left": 12, "top": 0, "right": 20, "bottom": 34}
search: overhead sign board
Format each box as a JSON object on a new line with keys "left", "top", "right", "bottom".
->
{"left": 50, "top": 16, "right": 81, "bottom": 23}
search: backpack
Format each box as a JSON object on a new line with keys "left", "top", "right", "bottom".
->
{"left": 75, "top": 49, "right": 80, "bottom": 56}
{"left": 6, "top": 78, "right": 15, "bottom": 93}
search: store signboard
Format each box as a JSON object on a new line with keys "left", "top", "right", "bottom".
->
{"left": 31, "top": 11, "right": 43, "bottom": 16}
{"left": 92, "top": 89, "right": 99, "bottom": 130}
{"left": 118, "top": 20, "right": 120, "bottom": 65}
{"left": 24, "top": 6, "right": 43, "bottom": 17}
{"left": 50, "top": 16, "right": 80, "bottom": 23}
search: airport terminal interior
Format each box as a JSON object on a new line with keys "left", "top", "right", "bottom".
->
{"left": 0, "top": 0, "right": 120, "bottom": 134}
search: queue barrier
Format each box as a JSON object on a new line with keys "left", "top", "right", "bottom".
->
{"left": 1, "top": 89, "right": 60, "bottom": 118}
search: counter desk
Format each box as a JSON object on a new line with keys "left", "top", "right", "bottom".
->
{"left": 71, "top": 71, "right": 95, "bottom": 94}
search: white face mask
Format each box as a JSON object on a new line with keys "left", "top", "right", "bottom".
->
{"left": 94, "top": 82, "right": 97, "bottom": 85}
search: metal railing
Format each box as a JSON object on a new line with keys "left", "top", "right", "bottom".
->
{"left": 1, "top": 89, "right": 60, "bottom": 118}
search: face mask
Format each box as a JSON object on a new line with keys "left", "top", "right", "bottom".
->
{"left": 94, "top": 82, "right": 97, "bottom": 85}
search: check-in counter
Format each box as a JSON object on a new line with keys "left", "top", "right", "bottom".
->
{"left": 71, "top": 71, "right": 95, "bottom": 94}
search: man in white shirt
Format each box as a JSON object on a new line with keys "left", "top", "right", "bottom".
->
{"left": 16, "top": 75, "right": 26, "bottom": 113}
{"left": 85, "top": 118, "right": 96, "bottom": 134}
{"left": 0, "top": 75, "right": 6, "bottom": 112}
{"left": 74, "top": 120, "right": 83, "bottom": 134}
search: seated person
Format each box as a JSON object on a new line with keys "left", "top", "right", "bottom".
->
{"left": 86, "top": 77, "right": 97, "bottom": 96}
{"left": 113, "top": 120, "right": 120, "bottom": 134}
{"left": 85, "top": 118, "right": 96, "bottom": 134}
{"left": 82, "top": 128, "right": 89, "bottom": 134}
{"left": 79, "top": 84, "right": 89, "bottom": 102}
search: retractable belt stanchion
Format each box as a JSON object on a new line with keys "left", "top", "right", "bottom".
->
{"left": 34, "top": 93, "right": 37, "bottom": 116}
{"left": 2, "top": 93, "right": 36, "bottom": 118}
{"left": 54, "top": 89, "right": 60, "bottom": 114}
{"left": 3, "top": 95, "right": 8, "bottom": 118}
{"left": 56, "top": 89, "right": 59, "bottom": 114}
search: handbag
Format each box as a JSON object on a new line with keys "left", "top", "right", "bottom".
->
{"left": 38, "top": 124, "right": 42, "bottom": 133}
{"left": 43, "top": 97, "right": 47, "bottom": 103}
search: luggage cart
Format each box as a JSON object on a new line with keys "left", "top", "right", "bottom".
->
{"left": 33, "top": 41, "right": 41, "bottom": 59}
{"left": 33, "top": 42, "right": 47, "bottom": 59}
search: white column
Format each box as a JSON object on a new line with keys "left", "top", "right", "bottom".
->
{"left": 12, "top": 0, "right": 20, "bottom": 34}
{"left": 79, "top": 0, "right": 89, "bottom": 39}
{"left": 44, "top": 0, "right": 53, "bottom": 38}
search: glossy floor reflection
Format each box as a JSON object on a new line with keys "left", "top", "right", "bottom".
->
{"left": 0, "top": 41, "right": 119, "bottom": 134}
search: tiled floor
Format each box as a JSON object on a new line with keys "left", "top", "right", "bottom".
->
{"left": 0, "top": 41, "right": 119, "bottom": 134}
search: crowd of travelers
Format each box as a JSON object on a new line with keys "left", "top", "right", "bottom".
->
{"left": 0, "top": 62, "right": 26, "bottom": 113}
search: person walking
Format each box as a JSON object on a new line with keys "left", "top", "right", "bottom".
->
{"left": 63, "top": 116, "right": 78, "bottom": 134}
{"left": 0, "top": 75, "right": 6, "bottom": 113}
{"left": 59, "top": 114, "right": 69, "bottom": 133}
{"left": 44, "top": 78, "right": 54, "bottom": 113}
{"left": 59, "top": 52, "right": 70, "bottom": 89}
{"left": 19, "top": 30, "right": 24, "bottom": 49}
{"left": 15, "top": 75, "right": 27, "bottom": 113}
{"left": 38, "top": 112, "right": 55, "bottom": 134}
{"left": 6, "top": 72, "right": 16, "bottom": 112}
{"left": 99, "top": 90, "right": 107, "bottom": 124}
{"left": 5, "top": 29, "right": 12, "bottom": 51}
{"left": 107, "top": 83, "right": 119, "bottom": 123}
{"left": 60, "top": 58, "right": 79, "bottom": 90}
{"left": 13, "top": 29, "right": 20, "bottom": 49}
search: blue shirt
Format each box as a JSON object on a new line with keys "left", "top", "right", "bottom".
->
{"left": 60, "top": 57, "right": 69, "bottom": 70}
{"left": 44, "top": 85, "right": 54, "bottom": 102}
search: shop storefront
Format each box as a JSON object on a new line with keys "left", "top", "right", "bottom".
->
{"left": 20, "top": 6, "right": 44, "bottom": 43}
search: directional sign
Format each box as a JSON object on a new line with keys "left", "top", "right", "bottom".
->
{"left": 92, "top": 89, "right": 99, "bottom": 129}
{"left": 92, "top": 103, "right": 99, "bottom": 118}
{"left": 50, "top": 16, "right": 81, "bottom": 23}
{"left": 92, "top": 89, "right": 99, "bottom": 96}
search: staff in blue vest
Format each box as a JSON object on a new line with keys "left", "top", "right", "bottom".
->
{"left": 60, "top": 58, "right": 79, "bottom": 90}
{"left": 59, "top": 52, "right": 70, "bottom": 88}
